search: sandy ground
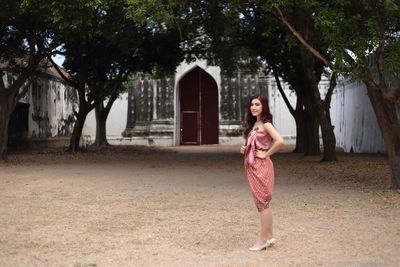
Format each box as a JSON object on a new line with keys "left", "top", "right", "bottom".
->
{"left": 0, "top": 145, "right": 399, "bottom": 267}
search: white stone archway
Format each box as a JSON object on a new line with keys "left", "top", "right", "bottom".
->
{"left": 173, "top": 60, "right": 221, "bottom": 145}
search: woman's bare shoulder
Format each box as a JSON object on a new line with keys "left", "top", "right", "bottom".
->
{"left": 263, "top": 121, "right": 274, "bottom": 130}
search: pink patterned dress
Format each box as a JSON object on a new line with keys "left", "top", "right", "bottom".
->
{"left": 244, "top": 127, "right": 275, "bottom": 212}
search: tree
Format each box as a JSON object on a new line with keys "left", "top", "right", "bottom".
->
{"left": 49, "top": 0, "right": 108, "bottom": 152}
{"left": 271, "top": 1, "right": 400, "bottom": 188}
{"left": 94, "top": 76, "right": 130, "bottom": 147}
{"left": 51, "top": 0, "right": 184, "bottom": 150}
{"left": 0, "top": 0, "right": 60, "bottom": 160}
{"left": 235, "top": 3, "right": 326, "bottom": 156}
{"left": 278, "top": 4, "right": 337, "bottom": 161}
{"left": 186, "top": 1, "right": 338, "bottom": 160}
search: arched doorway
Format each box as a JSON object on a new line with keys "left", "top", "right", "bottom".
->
{"left": 179, "top": 66, "right": 218, "bottom": 145}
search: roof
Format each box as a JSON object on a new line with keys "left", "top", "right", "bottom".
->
{"left": 0, "top": 57, "right": 70, "bottom": 80}
{"left": 42, "top": 59, "right": 70, "bottom": 79}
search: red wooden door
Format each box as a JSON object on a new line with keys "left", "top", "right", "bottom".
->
{"left": 201, "top": 70, "right": 218, "bottom": 144}
{"left": 181, "top": 111, "right": 199, "bottom": 144}
{"left": 179, "top": 67, "right": 218, "bottom": 145}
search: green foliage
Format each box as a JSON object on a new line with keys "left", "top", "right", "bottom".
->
{"left": 385, "top": 40, "right": 400, "bottom": 75}
{"left": 187, "top": 0, "right": 329, "bottom": 90}
{"left": 125, "top": 0, "right": 172, "bottom": 28}
{"left": 0, "top": 0, "right": 59, "bottom": 76}
{"left": 311, "top": 1, "right": 400, "bottom": 80}
{"left": 384, "top": 39, "right": 400, "bottom": 89}
{"left": 0, "top": 0, "right": 184, "bottom": 103}
{"left": 50, "top": 0, "right": 184, "bottom": 103}
{"left": 261, "top": 0, "right": 400, "bottom": 92}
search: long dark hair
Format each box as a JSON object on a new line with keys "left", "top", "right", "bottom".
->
{"left": 244, "top": 94, "right": 273, "bottom": 138}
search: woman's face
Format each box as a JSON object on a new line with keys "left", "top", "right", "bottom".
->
{"left": 250, "top": 98, "right": 262, "bottom": 117}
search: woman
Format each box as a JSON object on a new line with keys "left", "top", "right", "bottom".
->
{"left": 240, "top": 94, "right": 284, "bottom": 251}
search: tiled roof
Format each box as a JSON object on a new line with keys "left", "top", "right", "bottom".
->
{"left": 0, "top": 57, "right": 70, "bottom": 79}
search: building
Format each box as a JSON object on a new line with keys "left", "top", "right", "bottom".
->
{"left": 83, "top": 60, "right": 386, "bottom": 153}
{"left": 5, "top": 59, "right": 386, "bottom": 153}
{"left": 83, "top": 60, "right": 298, "bottom": 146}
{"left": 6, "top": 61, "right": 77, "bottom": 148}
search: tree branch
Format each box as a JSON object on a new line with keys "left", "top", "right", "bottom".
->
{"left": 8, "top": 63, "right": 36, "bottom": 96}
{"left": 14, "top": 75, "right": 34, "bottom": 105}
{"left": 373, "top": 5, "right": 386, "bottom": 89}
{"left": 88, "top": 99, "right": 98, "bottom": 111}
{"left": 273, "top": 5, "right": 332, "bottom": 69}
{"left": 28, "top": 9, "right": 42, "bottom": 66}
{"left": 0, "top": 72, "right": 6, "bottom": 92}
{"left": 104, "top": 86, "right": 119, "bottom": 115}
{"left": 104, "top": 70, "right": 130, "bottom": 113}
{"left": 324, "top": 72, "right": 336, "bottom": 109}
{"left": 167, "top": 0, "right": 183, "bottom": 41}
{"left": 51, "top": 50, "right": 67, "bottom": 56}
{"left": 87, "top": 83, "right": 98, "bottom": 104}
{"left": 272, "top": 66, "right": 295, "bottom": 116}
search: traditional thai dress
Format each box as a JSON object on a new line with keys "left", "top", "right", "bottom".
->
{"left": 244, "top": 127, "right": 275, "bottom": 212}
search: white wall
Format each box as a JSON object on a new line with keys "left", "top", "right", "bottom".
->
{"left": 268, "top": 75, "right": 387, "bottom": 153}
{"left": 81, "top": 70, "right": 387, "bottom": 153}
{"left": 28, "top": 76, "right": 76, "bottom": 139}
{"left": 82, "top": 93, "right": 128, "bottom": 139}
{"left": 268, "top": 76, "right": 297, "bottom": 142}
{"left": 331, "top": 79, "right": 386, "bottom": 153}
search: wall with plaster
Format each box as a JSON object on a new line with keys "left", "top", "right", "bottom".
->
{"left": 28, "top": 72, "right": 77, "bottom": 139}
{"left": 83, "top": 94, "right": 128, "bottom": 139}
{"left": 81, "top": 60, "right": 386, "bottom": 153}
{"left": 330, "top": 78, "right": 386, "bottom": 153}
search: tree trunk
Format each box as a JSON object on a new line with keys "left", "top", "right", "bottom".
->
{"left": 307, "top": 91, "right": 337, "bottom": 161}
{"left": 273, "top": 4, "right": 337, "bottom": 160}
{"left": 272, "top": 69, "right": 320, "bottom": 155}
{"left": 0, "top": 93, "right": 14, "bottom": 161}
{"left": 292, "top": 101, "right": 320, "bottom": 155}
{"left": 307, "top": 85, "right": 337, "bottom": 161}
{"left": 365, "top": 83, "right": 400, "bottom": 189}
{"left": 286, "top": 88, "right": 309, "bottom": 154}
{"left": 68, "top": 106, "right": 89, "bottom": 152}
{"left": 319, "top": 116, "right": 337, "bottom": 161}
{"left": 93, "top": 89, "right": 119, "bottom": 146}
{"left": 0, "top": 108, "right": 11, "bottom": 161}
{"left": 293, "top": 107, "right": 307, "bottom": 153}
{"left": 67, "top": 75, "right": 96, "bottom": 152}
{"left": 94, "top": 102, "right": 109, "bottom": 146}
{"left": 300, "top": 43, "right": 336, "bottom": 161}
{"left": 304, "top": 105, "right": 321, "bottom": 156}
{"left": 0, "top": 70, "right": 35, "bottom": 160}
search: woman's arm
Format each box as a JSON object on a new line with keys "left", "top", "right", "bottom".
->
{"left": 255, "top": 122, "right": 284, "bottom": 158}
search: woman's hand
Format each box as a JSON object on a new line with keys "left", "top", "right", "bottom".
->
{"left": 240, "top": 146, "right": 246, "bottom": 154}
{"left": 254, "top": 149, "right": 268, "bottom": 159}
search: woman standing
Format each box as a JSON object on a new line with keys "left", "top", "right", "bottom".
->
{"left": 240, "top": 94, "right": 284, "bottom": 251}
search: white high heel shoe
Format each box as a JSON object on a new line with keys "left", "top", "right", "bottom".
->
{"left": 248, "top": 238, "right": 276, "bottom": 251}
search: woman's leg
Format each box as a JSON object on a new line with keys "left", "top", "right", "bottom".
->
{"left": 253, "top": 207, "right": 273, "bottom": 247}
{"left": 260, "top": 207, "right": 273, "bottom": 242}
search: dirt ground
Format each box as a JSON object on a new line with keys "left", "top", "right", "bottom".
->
{"left": 0, "top": 145, "right": 399, "bottom": 266}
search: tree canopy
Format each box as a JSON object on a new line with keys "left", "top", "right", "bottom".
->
{"left": 270, "top": 0, "right": 400, "bottom": 188}
{"left": 2, "top": 0, "right": 400, "bottom": 188}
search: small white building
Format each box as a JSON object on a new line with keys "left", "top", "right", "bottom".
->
{"left": 7, "top": 62, "right": 77, "bottom": 148}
